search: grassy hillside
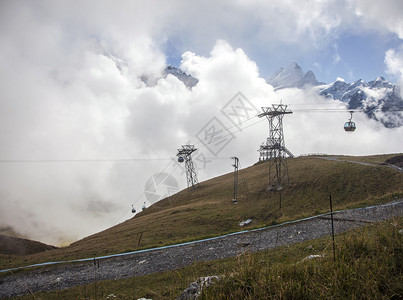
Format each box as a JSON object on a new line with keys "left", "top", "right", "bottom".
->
{"left": 16, "top": 216, "right": 403, "bottom": 299}
{"left": 201, "top": 216, "right": 403, "bottom": 299}
{"left": 1, "top": 154, "right": 403, "bottom": 270}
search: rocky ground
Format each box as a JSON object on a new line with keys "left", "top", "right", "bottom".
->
{"left": 0, "top": 200, "right": 402, "bottom": 298}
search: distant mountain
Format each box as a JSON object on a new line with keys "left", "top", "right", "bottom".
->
{"left": 0, "top": 233, "right": 57, "bottom": 255}
{"left": 164, "top": 66, "right": 198, "bottom": 88}
{"left": 140, "top": 66, "right": 198, "bottom": 88}
{"left": 98, "top": 42, "right": 198, "bottom": 89}
{"left": 266, "top": 62, "right": 402, "bottom": 128}
{"left": 318, "top": 77, "right": 403, "bottom": 128}
{"left": 267, "top": 62, "right": 324, "bottom": 90}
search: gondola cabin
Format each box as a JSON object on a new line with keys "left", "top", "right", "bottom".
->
{"left": 178, "top": 156, "right": 184, "bottom": 163}
{"left": 344, "top": 121, "right": 356, "bottom": 132}
{"left": 344, "top": 111, "right": 356, "bottom": 132}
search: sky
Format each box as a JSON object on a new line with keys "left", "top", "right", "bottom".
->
{"left": 0, "top": 0, "right": 403, "bottom": 245}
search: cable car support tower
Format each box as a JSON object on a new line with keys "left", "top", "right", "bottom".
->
{"left": 258, "top": 104, "right": 293, "bottom": 192}
{"left": 177, "top": 145, "right": 199, "bottom": 190}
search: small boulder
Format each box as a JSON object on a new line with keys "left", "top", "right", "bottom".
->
{"left": 177, "top": 276, "right": 221, "bottom": 299}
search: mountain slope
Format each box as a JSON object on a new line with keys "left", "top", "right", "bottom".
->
{"left": 1, "top": 154, "right": 402, "bottom": 270}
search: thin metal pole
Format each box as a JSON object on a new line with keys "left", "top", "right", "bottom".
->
{"left": 330, "top": 193, "right": 336, "bottom": 261}
{"left": 232, "top": 157, "right": 239, "bottom": 203}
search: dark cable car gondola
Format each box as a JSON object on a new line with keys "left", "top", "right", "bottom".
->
{"left": 344, "top": 111, "right": 356, "bottom": 132}
{"left": 177, "top": 156, "right": 184, "bottom": 163}
{"left": 131, "top": 205, "right": 136, "bottom": 213}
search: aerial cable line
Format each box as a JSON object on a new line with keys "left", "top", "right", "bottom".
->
{"left": 139, "top": 163, "right": 183, "bottom": 210}
{"left": 190, "top": 115, "right": 264, "bottom": 153}
{"left": 190, "top": 114, "right": 260, "bottom": 148}
{"left": 196, "top": 118, "right": 266, "bottom": 154}
{"left": 288, "top": 102, "right": 339, "bottom": 106}
{"left": 0, "top": 114, "right": 263, "bottom": 164}
{"left": 0, "top": 158, "right": 172, "bottom": 164}
{"left": 290, "top": 107, "right": 403, "bottom": 113}
{"left": 131, "top": 159, "right": 175, "bottom": 209}
{"left": 2, "top": 108, "right": 401, "bottom": 164}
{"left": 238, "top": 160, "right": 251, "bottom": 201}
{"left": 129, "top": 162, "right": 186, "bottom": 214}
{"left": 291, "top": 109, "right": 361, "bottom": 112}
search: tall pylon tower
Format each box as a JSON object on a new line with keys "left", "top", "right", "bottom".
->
{"left": 177, "top": 145, "right": 199, "bottom": 190}
{"left": 258, "top": 104, "right": 293, "bottom": 191}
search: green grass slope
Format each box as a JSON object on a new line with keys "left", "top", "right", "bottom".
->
{"left": 201, "top": 216, "right": 403, "bottom": 299}
{"left": 1, "top": 154, "right": 402, "bottom": 270}
{"left": 18, "top": 216, "right": 403, "bottom": 299}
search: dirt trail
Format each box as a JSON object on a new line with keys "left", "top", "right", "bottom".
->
{"left": 1, "top": 200, "right": 402, "bottom": 298}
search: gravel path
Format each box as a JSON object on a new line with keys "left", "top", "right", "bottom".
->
{"left": 1, "top": 201, "right": 402, "bottom": 298}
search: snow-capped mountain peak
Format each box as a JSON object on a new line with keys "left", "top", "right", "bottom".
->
{"left": 267, "top": 62, "right": 323, "bottom": 89}
{"left": 318, "top": 75, "right": 403, "bottom": 128}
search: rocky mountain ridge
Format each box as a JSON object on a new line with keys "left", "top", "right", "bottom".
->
{"left": 266, "top": 62, "right": 403, "bottom": 128}
{"left": 267, "top": 62, "right": 324, "bottom": 89}
{"left": 164, "top": 66, "right": 198, "bottom": 88}
{"left": 317, "top": 76, "right": 402, "bottom": 128}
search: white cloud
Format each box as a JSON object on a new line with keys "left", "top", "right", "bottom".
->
{"left": 354, "top": 0, "right": 403, "bottom": 38}
{"left": 332, "top": 42, "right": 342, "bottom": 65}
{"left": 385, "top": 45, "right": 403, "bottom": 97}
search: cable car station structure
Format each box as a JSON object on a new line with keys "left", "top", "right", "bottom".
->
{"left": 177, "top": 145, "right": 199, "bottom": 190}
{"left": 258, "top": 104, "right": 293, "bottom": 191}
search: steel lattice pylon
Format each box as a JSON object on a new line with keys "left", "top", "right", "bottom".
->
{"left": 258, "top": 104, "right": 293, "bottom": 191}
{"left": 177, "top": 145, "right": 199, "bottom": 190}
